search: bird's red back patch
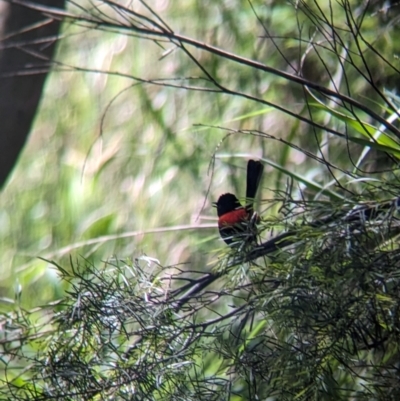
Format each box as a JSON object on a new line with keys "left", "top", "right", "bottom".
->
{"left": 218, "top": 208, "right": 248, "bottom": 227}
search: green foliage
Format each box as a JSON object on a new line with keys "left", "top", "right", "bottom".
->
{"left": 2, "top": 0, "right": 400, "bottom": 399}
{"left": 4, "top": 207, "right": 400, "bottom": 400}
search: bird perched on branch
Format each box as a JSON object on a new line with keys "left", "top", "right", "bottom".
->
{"left": 214, "top": 159, "right": 264, "bottom": 246}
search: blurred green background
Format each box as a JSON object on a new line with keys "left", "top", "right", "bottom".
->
{"left": 1, "top": 0, "right": 398, "bottom": 307}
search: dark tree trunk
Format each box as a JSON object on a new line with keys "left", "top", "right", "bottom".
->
{"left": 0, "top": 0, "right": 66, "bottom": 188}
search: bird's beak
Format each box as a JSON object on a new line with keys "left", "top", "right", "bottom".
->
{"left": 212, "top": 202, "right": 217, "bottom": 207}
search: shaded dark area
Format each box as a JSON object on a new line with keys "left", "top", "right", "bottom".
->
{"left": 0, "top": 0, "right": 65, "bottom": 189}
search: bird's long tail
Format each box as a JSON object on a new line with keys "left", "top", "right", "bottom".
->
{"left": 246, "top": 159, "right": 264, "bottom": 213}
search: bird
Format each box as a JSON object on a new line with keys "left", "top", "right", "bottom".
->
{"left": 214, "top": 159, "right": 264, "bottom": 246}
